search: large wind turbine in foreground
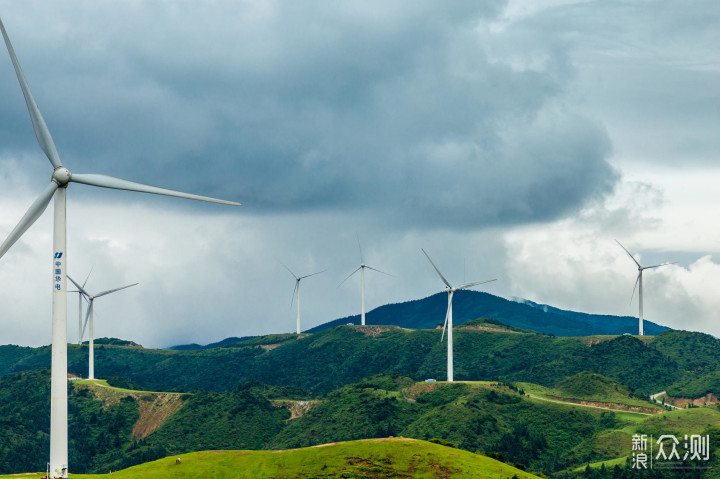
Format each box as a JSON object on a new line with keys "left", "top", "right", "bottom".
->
{"left": 68, "top": 276, "right": 137, "bottom": 380}
{"left": 339, "top": 239, "right": 391, "bottom": 325}
{"left": 422, "top": 249, "right": 496, "bottom": 382}
{"left": 283, "top": 264, "right": 325, "bottom": 334}
{"left": 0, "top": 19, "right": 240, "bottom": 478}
{"left": 616, "top": 240, "right": 672, "bottom": 336}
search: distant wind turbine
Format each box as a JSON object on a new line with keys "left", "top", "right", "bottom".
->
{"left": 616, "top": 240, "right": 673, "bottom": 336}
{"left": 69, "top": 268, "right": 93, "bottom": 345}
{"left": 68, "top": 276, "right": 137, "bottom": 380}
{"left": 0, "top": 18, "right": 240, "bottom": 478}
{"left": 283, "top": 264, "right": 325, "bottom": 334}
{"left": 339, "top": 238, "right": 391, "bottom": 325}
{"left": 422, "top": 249, "right": 496, "bottom": 382}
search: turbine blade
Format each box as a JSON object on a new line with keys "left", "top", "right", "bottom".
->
{"left": 94, "top": 283, "right": 138, "bottom": 298}
{"left": 630, "top": 272, "right": 641, "bottom": 306}
{"left": 357, "top": 235, "right": 364, "bottom": 264}
{"left": 82, "top": 266, "right": 94, "bottom": 288}
{"left": 440, "top": 306, "right": 450, "bottom": 342}
{"left": 0, "top": 182, "right": 58, "bottom": 260}
{"left": 421, "top": 249, "right": 452, "bottom": 288}
{"left": 457, "top": 279, "right": 497, "bottom": 290}
{"left": 615, "top": 240, "right": 641, "bottom": 268}
{"left": 67, "top": 275, "right": 90, "bottom": 297}
{"left": 644, "top": 262, "right": 676, "bottom": 270}
{"left": 0, "top": 19, "right": 62, "bottom": 169}
{"left": 364, "top": 265, "right": 393, "bottom": 277}
{"left": 81, "top": 300, "right": 93, "bottom": 340}
{"left": 290, "top": 281, "right": 298, "bottom": 309}
{"left": 280, "top": 262, "right": 298, "bottom": 280}
{"left": 298, "top": 269, "right": 327, "bottom": 280}
{"left": 338, "top": 267, "right": 361, "bottom": 287}
{"left": 69, "top": 174, "right": 241, "bottom": 206}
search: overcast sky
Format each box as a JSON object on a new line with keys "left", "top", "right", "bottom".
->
{"left": 0, "top": 0, "right": 718, "bottom": 348}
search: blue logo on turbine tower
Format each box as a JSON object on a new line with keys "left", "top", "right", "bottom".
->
{"left": 54, "top": 252, "right": 63, "bottom": 259}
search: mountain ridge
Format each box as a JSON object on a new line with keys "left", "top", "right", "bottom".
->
{"left": 168, "top": 291, "right": 670, "bottom": 350}
{"left": 305, "top": 290, "right": 670, "bottom": 336}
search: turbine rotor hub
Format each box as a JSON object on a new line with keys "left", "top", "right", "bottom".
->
{"left": 52, "top": 167, "right": 72, "bottom": 187}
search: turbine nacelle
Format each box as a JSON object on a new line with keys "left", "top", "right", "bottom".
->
{"left": 52, "top": 167, "right": 71, "bottom": 187}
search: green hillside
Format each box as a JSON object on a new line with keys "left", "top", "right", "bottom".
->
{"left": 519, "top": 372, "right": 664, "bottom": 413}
{"left": 0, "top": 438, "right": 541, "bottom": 479}
{"left": 2, "top": 369, "right": 720, "bottom": 477}
{"left": 5, "top": 327, "right": 720, "bottom": 400}
{"left": 552, "top": 372, "right": 653, "bottom": 407}
{"left": 3, "top": 324, "right": 720, "bottom": 476}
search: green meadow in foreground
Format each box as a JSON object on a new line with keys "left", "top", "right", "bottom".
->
{"left": 0, "top": 438, "right": 540, "bottom": 479}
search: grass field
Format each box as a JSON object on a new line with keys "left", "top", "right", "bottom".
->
{"left": 0, "top": 438, "right": 541, "bottom": 479}
{"left": 517, "top": 376, "right": 664, "bottom": 412}
{"left": 72, "top": 379, "right": 185, "bottom": 396}
{"left": 625, "top": 406, "right": 720, "bottom": 435}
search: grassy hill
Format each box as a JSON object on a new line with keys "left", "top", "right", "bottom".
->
{"left": 0, "top": 438, "right": 542, "bottom": 479}
{"left": 519, "top": 372, "right": 664, "bottom": 412}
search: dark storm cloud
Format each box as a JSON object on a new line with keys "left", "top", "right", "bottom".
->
{"left": 0, "top": 1, "right": 617, "bottom": 228}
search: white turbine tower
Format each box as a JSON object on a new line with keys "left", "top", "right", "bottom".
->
{"left": 68, "top": 276, "right": 137, "bottom": 380}
{"left": 283, "top": 264, "right": 325, "bottom": 334}
{"left": 422, "top": 249, "right": 496, "bottom": 382}
{"left": 616, "top": 240, "right": 673, "bottom": 336}
{"left": 339, "top": 239, "right": 391, "bottom": 325}
{"left": 0, "top": 19, "right": 240, "bottom": 478}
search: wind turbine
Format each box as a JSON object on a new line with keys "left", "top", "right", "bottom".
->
{"left": 68, "top": 276, "right": 137, "bottom": 380}
{"left": 339, "top": 239, "right": 391, "bottom": 325}
{"left": 283, "top": 264, "right": 325, "bottom": 334}
{"left": 0, "top": 19, "right": 240, "bottom": 478}
{"left": 422, "top": 249, "right": 496, "bottom": 382}
{"left": 616, "top": 240, "right": 673, "bottom": 336}
{"left": 69, "top": 268, "right": 93, "bottom": 345}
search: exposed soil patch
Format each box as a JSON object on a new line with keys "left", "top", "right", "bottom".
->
{"left": 581, "top": 336, "right": 617, "bottom": 347}
{"left": 430, "top": 462, "right": 456, "bottom": 479}
{"left": 73, "top": 381, "right": 186, "bottom": 439}
{"left": 132, "top": 393, "right": 186, "bottom": 440}
{"left": 404, "top": 382, "right": 439, "bottom": 400}
{"left": 458, "top": 324, "right": 520, "bottom": 333}
{"left": 272, "top": 400, "right": 321, "bottom": 420}
{"left": 666, "top": 392, "right": 720, "bottom": 408}
{"left": 353, "top": 325, "right": 401, "bottom": 337}
{"left": 347, "top": 457, "right": 376, "bottom": 467}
